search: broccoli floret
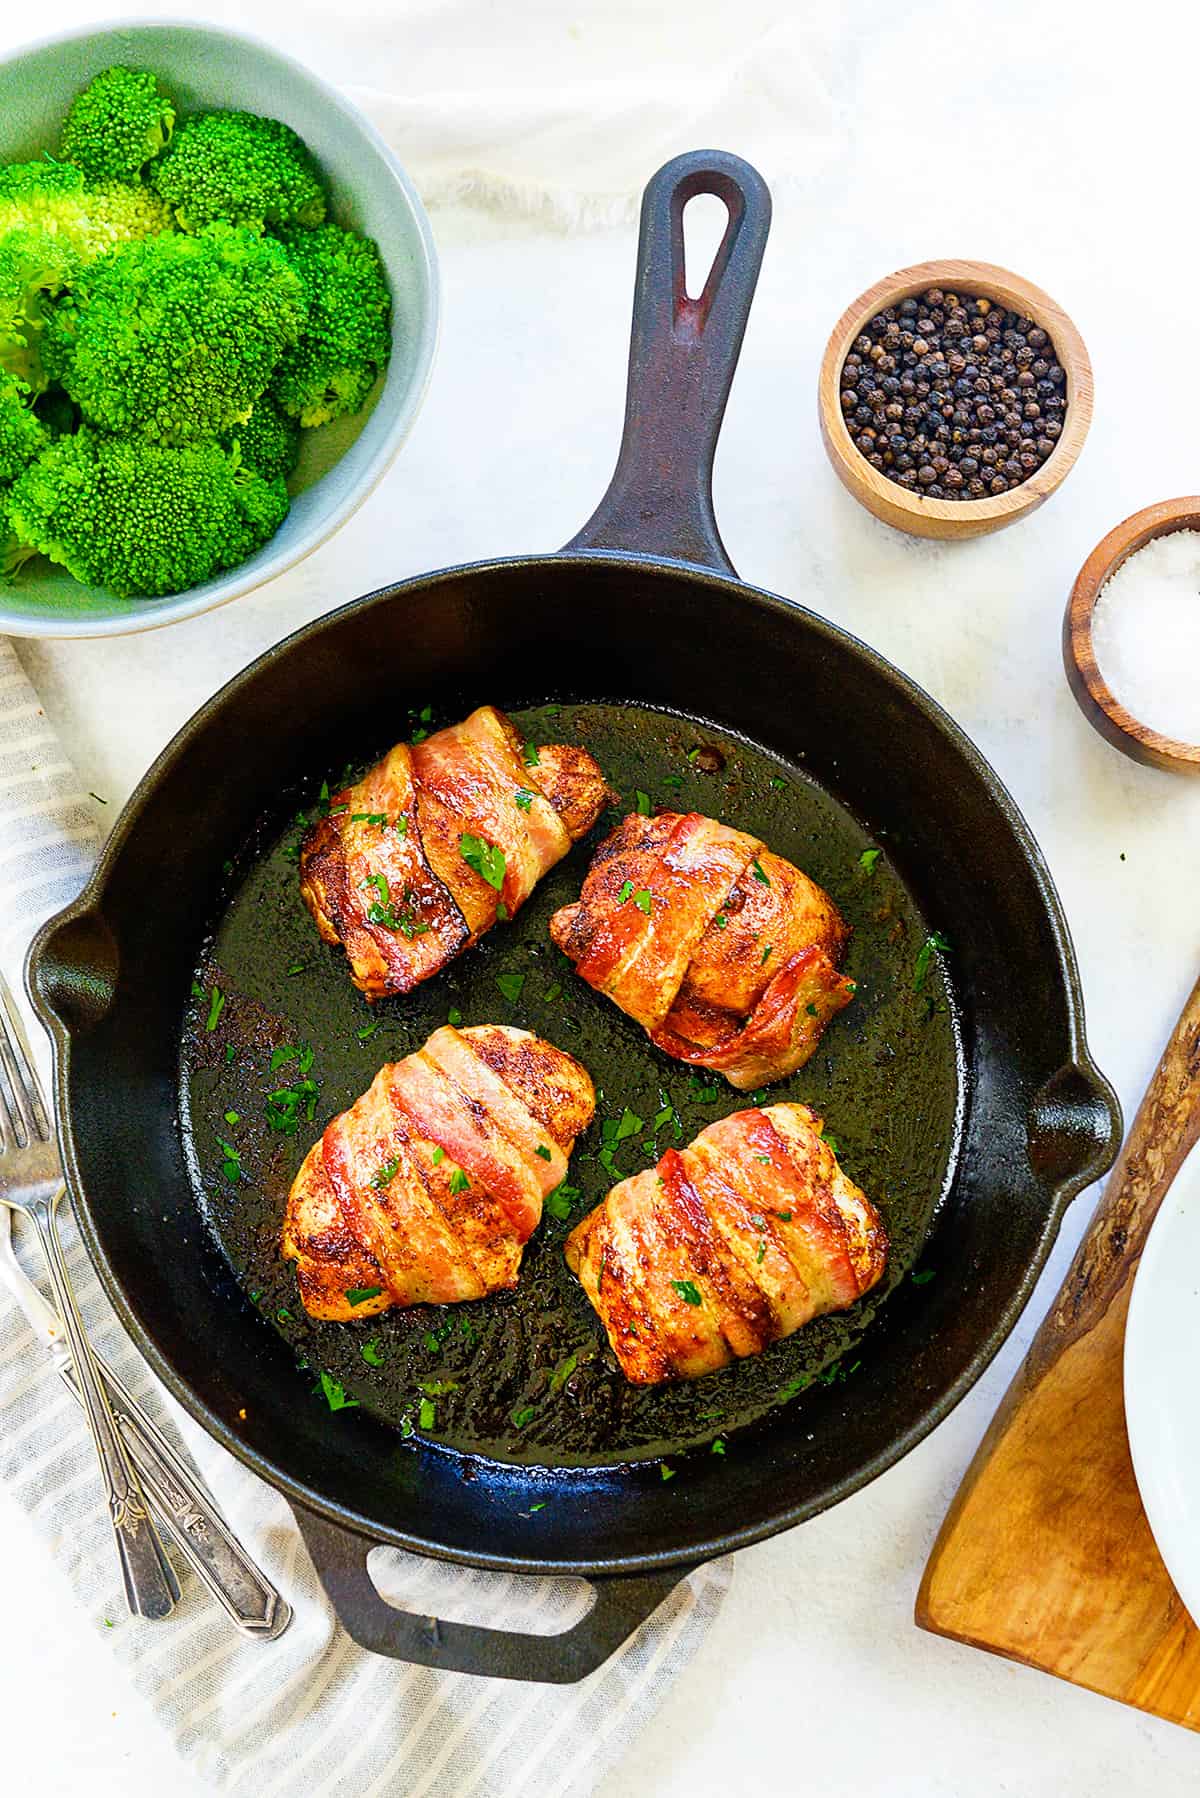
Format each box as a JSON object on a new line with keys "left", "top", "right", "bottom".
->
{"left": 271, "top": 224, "right": 390, "bottom": 427}
{"left": 0, "top": 228, "right": 78, "bottom": 393}
{"left": 5, "top": 429, "right": 289, "bottom": 597}
{"left": 150, "top": 110, "right": 326, "bottom": 233}
{"left": 0, "top": 161, "right": 172, "bottom": 265}
{"left": 44, "top": 225, "right": 307, "bottom": 441}
{"left": 222, "top": 392, "right": 300, "bottom": 482}
{"left": 60, "top": 65, "right": 174, "bottom": 183}
{"left": 0, "top": 371, "right": 48, "bottom": 483}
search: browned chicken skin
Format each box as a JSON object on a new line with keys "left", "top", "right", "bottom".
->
{"left": 550, "top": 812, "right": 855, "bottom": 1088}
{"left": 283, "top": 1025, "right": 595, "bottom": 1319}
{"left": 565, "top": 1103, "right": 887, "bottom": 1383}
{"left": 300, "top": 706, "right": 614, "bottom": 999}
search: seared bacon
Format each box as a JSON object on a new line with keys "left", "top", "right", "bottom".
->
{"left": 283, "top": 1025, "right": 595, "bottom": 1319}
{"left": 550, "top": 813, "right": 855, "bottom": 1088}
{"left": 564, "top": 1103, "right": 886, "bottom": 1384}
{"left": 300, "top": 706, "right": 613, "bottom": 999}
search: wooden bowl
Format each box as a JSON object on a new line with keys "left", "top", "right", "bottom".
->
{"left": 819, "top": 259, "right": 1093, "bottom": 540}
{"left": 1063, "top": 497, "right": 1200, "bottom": 775}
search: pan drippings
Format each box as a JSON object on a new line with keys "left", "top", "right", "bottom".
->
{"left": 179, "top": 700, "right": 963, "bottom": 1468}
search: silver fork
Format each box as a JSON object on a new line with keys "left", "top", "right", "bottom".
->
{"left": 0, "top": 975, "right": 179, "bottom": 1619}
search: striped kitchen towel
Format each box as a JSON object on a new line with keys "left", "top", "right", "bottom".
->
{"left": 0, "top": 631, "right": 731, "bottom": 1794}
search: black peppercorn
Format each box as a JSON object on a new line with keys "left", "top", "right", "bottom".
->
{"left": 838, "top": 287, "right": 1068, "bottom": 501}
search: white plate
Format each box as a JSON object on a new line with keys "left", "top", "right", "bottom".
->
{"left": 1123, "top": 1137, "right": 1200, "bottom": 1625}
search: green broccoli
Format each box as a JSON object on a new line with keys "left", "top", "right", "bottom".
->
{"left": 5, "top": 429, "right": 289, "bottom": 597}
{"left": 44, "top": 225, "right": 307, "bottom": 441}
{"left": 60, "top": 66, "right": 175, "bottom": 183}
{"left": 222, "top": 393, "right": 300, "bottom": 482}
{"left": 0, "top": 159, "right": 172, "bottom": 265}
{"left": 0, "top": 228, "right": 78, "bottom": 393}
{"left": 150, "top": 110, "right": 326, "bottom": 233}
{"left": 0, "top": 372, "right": 48, "bottom": 483}
{"left": 271, "top": 224, "right": 390, "bottom": 426}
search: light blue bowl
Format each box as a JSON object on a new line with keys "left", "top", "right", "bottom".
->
{"left": 0, "top": 19, "right": 440, "bottom": 638}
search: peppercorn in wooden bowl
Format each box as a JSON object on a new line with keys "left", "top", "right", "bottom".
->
{"left": 818, "top": 259, "right": 1092, "bottom": 540}
{"left": 1063, "top": 497, "right": 1200, "bottom": 776}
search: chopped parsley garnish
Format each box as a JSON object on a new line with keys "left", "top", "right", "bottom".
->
{"left": 286, "top": 959, "right": 307, "bottom": 976}
{"left": 271, "top": 1043, "right": 300, "bottom": 1072}
{"left": 859, "top": 847, "right": 882, "bottom": 873}
{"left": 370, "top": 1159, "right": 399, "bottom": 1190}
{"left": 361, "top": 1339, "right": 384, "bottom": 1367}
{"left": 496, "top": 971, "right": 525, "bottom": 1004}
{"left": 418, "top": 1398, "right": 436, "bottom": 1430}
{"left": 514, "top": 789, "right": 535, "bottom": 813}
{"left": 548, "top": 1351, "right": 578, "bottom": 1394}
{"left": 760, "top": 943, "right": 774, "bottom": 966}
{"left": 266, "top": 1048, "right": 320, "bottom": 1134}
{"left": 350, "top": 811, "right": 389, "bottom": 825}
{"left": 449, "top": 1168, "right": 471, "bottom": 1194}
{"left": 419, "top": 1378, "right": 459, "bottom": 1397}
{"left": 633, "top": 888, "right": 653, "bottom": 915}
{"left": 777, "top": 1373, "right": 812, "bottom": 1402}
{"left": 346, "top": 1285, "right": 382, "bottom": 1305}
{"left": 431, "top": 1146, "right": 446, "bottom": 1166}
{"left": 660, "top": 1463, "right": 676, "bottom": 1481}
{"left": 224, "top": 1109, "right": 239, "bottom": 1126}
{"left": 913, "top": 931, "right": 952, "bottom": 992}
{"left": 774, "top": 1210, "right": 793, "bottom": 1222}
{"left": 751, "top": 858, "right": 770, "bottom": 886}
{"left": 911, "top": 1268, "right": 936, "bottom": 1285}
{"left": 770, "top": 776, "right": 786, "bottom": 790}
{"left": 670, "top": 1278, "right": 702, "bottom": 1306}
{"left": 448, "top": 1008, "right": 463, "bottom": 1027}
{"left": 755, "top": 1155, "right": 771, "bottom": 1165}
{"left": 400, "top": 1414, "right": 414, "bottom": 1438}
{"left": 714, "top": 914, "right": 728, "bottom": 930}
{"left": 511, "top": 1404, "right": 536, "bottom": 1429}
{"left": 634, "top": 789, "right": 651, "bottom": 815}
{"left": 522, "top": 741, "right": 541, "bottom": 767}
{"left": 662, "top": 773, "right": 684, "bottom": 790}
{"left": 617, "top": 879, "right": 635, "bottom": 904}
{"left": 460, "top": 832, "right": 506, "bottom": 890}
{"left": 687, "top": 1074, "right": 721, "bottom": 1104}
{"left": 216, "top": 1137, "right": 241, "bottom": 1183}
{"left": 711, "top": 1437, "right": 727, "bottom": 1454}
{"left": 225, "top": 1043, "right": 236, "bottom": 1063}
{"left": 357, "top": 1018, "right": 384, "bottom": 1042}
{"left": 496, "top": 901, "right": 509, "bottom": 922}
{"left": 529, "top": 1501, "right": 547, "bottom": 1512}
{"left": 205, "top": 986, "right": 225, "bottom": 1032}
{"left": 544, "top": 1181, "right": 580, "bottom": 1220}
{"left": 756, "top": 1241, "right": 766, "bottom": 1264}
{"left": 544, "top": 981, "right": 562, "bottom": 1002}
{"left": 820, "top": 1131, "right": 840, "bottom": 1154}
{"left": 319, "top": 1372, "right": 357, "bottom": 1412}
{"left": 395, "top": 814, "right": 409, "bottom": 836}
{"left": 535, "top": 1144, "right": 552, "bottom": 1161}
{"left": 424, "top": 1320, "right": 451, "bottom": 1351}
{"left": 805, "top": 1002, "right": 819, "bottom": 1017}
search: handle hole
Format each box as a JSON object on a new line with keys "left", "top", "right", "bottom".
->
{"left": 366, "top": 1546, "right": 594, "bottom": 1637}
{"left": 682, "top": 192, "right": 730, "bottom": 301}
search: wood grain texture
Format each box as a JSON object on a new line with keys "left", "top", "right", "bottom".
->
{"left": 818, "top": 259, "right": 1093, "bottom": 541}
{"left": 917, "top": 972, "right": 1200, "bottom": 1727}
{"left": 1063, "top": 497, "right": 1200, "bottom": 776}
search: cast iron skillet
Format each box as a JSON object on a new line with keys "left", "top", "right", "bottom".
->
{"left": 27, "top": 152, "right": 1121, "bottom": 1682}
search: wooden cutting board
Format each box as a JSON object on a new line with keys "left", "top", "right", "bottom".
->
{"left": 917, "top": 972, "right": 1200, "bottom": 1727}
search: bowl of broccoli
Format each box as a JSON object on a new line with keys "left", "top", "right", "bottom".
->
{"left": 0, "top": 20, "right": 439, "bottom": 637}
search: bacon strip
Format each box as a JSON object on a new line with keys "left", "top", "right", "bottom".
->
{"left": 282, "top": 1024, "right": 595, "bottom": 1319}
{"left": 299, "top": 706, "right": 613, "bottom": 1000}
{"left": 564, "top": 1103, "right": 886, "bottom": 1384}
{"left": 550, "top": 812, "right": 855, "bottom": 1087}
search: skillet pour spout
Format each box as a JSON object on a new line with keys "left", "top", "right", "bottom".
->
{"left": 27, "top": 147, "right": 1120, "bottom": 1683}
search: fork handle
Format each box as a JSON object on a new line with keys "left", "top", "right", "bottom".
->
{"left": 30, "top": 1188, "right": 179, "bottom": 1620}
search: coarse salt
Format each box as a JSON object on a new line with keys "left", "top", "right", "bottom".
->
{"left": 1091, "top": 529, "right": 1200, "bottom": 743}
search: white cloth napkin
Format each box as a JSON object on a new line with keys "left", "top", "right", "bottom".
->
{"left": 0, "top": 652, "right": 730, "bottom": 1790}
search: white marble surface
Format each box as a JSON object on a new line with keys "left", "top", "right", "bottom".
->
{"left": 5, "top": 0, "right": 1200, "bottom": 1789}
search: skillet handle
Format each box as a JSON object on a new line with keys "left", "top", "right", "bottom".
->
{"left": 293, "top": 1504, "right": 697, "bottom": 1684}
{"left": 563, "top": 149, "right": 771, "bottom": 578}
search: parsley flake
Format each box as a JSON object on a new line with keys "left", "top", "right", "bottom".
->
{"left": 634, "top": 790, "right": 651, "bottom": 815}
{"left": 346, "top": 1285, "right": 382, "bottom": 1306}
{"left": 522, "top": 741, "right": 541, "bottom": 768}
{"left": 496, "top": 971, "right": 525, "bottom": 1004}
{"left": 361, "top": 1339, "right": 384, "bottom": 1366}
{"left": 760, "top": 943, "right": 774, "bottom": 966}
{"left": 911, "top": 1268, "right": 936, "bottom": 1285}
{"left": 370, "top": 1159, "right": 399, "bottom": 1190}
{"left": 460, "top": 832, "right": 506, "bottom": 890}
{"left": 859, "top": 848, "right": 882, "bottom": 873}
{"left": 449, "top": 1168, "right": 470, "bottom": 1194}
{"left": 448, "top": 1008, "right": 463, "bottom": 1027}
{"left": 535, "top": 1144, "right": 552, "bottom": 1161}
{"left": 670, "top": 1278, "right": 702, "bottom": 1306}
{"left": 712, "top": 1437, "right": 727, "bottom": 1454}
{"left": 913, "top": 931, "right": 952, "bottom": 992}
{"left": 514, "top": 789, "right": 535, "bottom": 813}
{"left": 205, "top": 986, "right": 225, "bottom": 1032}
{"left": 216, "top": 1137, "right": 241, "bottom": 1183}
{"left": 660, "top": 1463, "right": 676, "bottom": 1481}
{"left": 418, "top": 1398, "right": 436, "bottom": 1430}
{"left": 319, "top": 1372, "right": 358, "bottom": 1412}
{"left": 617, "top": 879, "right": 635, "bottom": 905}
{"left": 752, "top": 858, "right": 770, "bottom": 886}
{"left": 511, "top": 1405, "right": 536, "bottom": 1429}
{"left": 633, "top": 888, "right": 653, "bottom": 915}
{"left": 545, "top": 1181, "right": 580, "bottom": 1220}
{"left": 431, "top": 1147, "right": 446, "bottom": 1166}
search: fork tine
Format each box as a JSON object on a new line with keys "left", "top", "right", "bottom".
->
{"left": 0, "top": 971, "right": 50, "bottom": 1145}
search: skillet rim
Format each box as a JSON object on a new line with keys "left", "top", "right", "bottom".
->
{"left": 28, "top": 549, "right": 1119, "bottom": 1576}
